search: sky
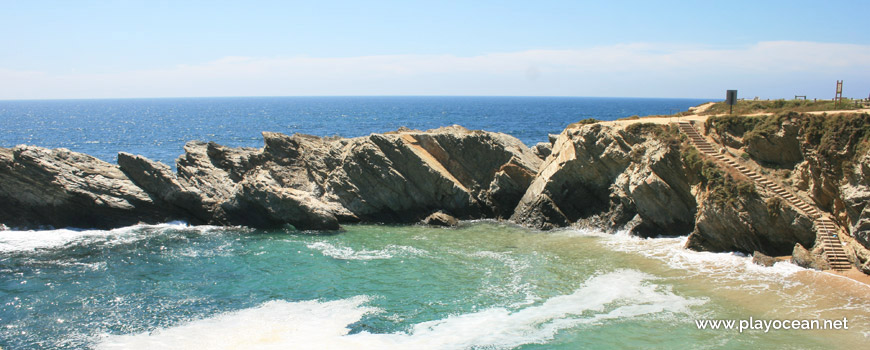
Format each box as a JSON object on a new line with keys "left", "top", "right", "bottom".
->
{"left": 1, "top": 0, "right": 869, "bottom": 100}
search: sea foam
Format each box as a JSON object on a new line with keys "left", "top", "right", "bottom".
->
{"left": 306, "top": 241, "right": 427, "bottom": 261}
{"left": 0, "top": 221, "right": 228, "bottom": 253}
{"left": 94, "top": 269, "right": 701, "bottom": 350}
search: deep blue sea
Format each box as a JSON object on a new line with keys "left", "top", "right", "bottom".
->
{"left": 3, "top": 96, "right": 869, "bottom": 349}
{"left": 0, "top": 96, "right": 709, "bottom": 166}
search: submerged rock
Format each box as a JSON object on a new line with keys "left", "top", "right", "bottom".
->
{"left": 751, "top": 251, "right": 777, "bottom": 267}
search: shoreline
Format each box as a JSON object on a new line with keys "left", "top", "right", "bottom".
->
{"left": 4, "top": 218, "right": 869, "bottom": 289}
{"left": 2, "top": 103, "right": 870, "bottom": 281}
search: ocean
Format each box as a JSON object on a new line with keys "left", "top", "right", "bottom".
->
{"left": 1, "top": 96, "right": 707, "bottom": 166}
{"left": 1, "top": 97, "right": 868, "bottom": 349}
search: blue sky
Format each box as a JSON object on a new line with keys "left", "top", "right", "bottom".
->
{"left": 1, "top": 0, "right": 869, "bottom": 99}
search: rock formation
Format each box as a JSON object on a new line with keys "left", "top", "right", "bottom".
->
{"left": 511, "top": 123, "right": 696, "bottom": 238}
{"left": 1, "top": 126, "right": 540, "bottom": 231}
{"left": 422, "top": 211, "right": 459, "bottom": 227}
{"left": 791, "top": 243, "right": 831, "bottom": 271}
{"left": 686, "top": 193, "right": 815, "bottom": 256}
{"left": 751, "top": 251, "right": 777, "bottom": 267}
{"left": 3, "top": 112, "right": 869, "bottom": 270}
{"left": 702, "top": 112, "right": 870, "bottom": 259}
{"left": 0, "top": 146, "right": 176, "bottom": 229}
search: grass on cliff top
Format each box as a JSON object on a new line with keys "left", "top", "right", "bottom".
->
{"left": 624, "top": 122, "right": 686, "bottom": 150}
{"left": 800, "top": 112, "right": 870, "bottom": 172}
{"left": 700, "top": 99, "right": 864, "bottom": 115}
{"left": 681, "top": 145, "right": 757, "bottom": 207}
{"left": 705, "top": 111, "right": 870, "bottom": 175}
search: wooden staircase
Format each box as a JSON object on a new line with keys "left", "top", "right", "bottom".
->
{"left": 677, "top": 121, "right": 852, "bottom": 271}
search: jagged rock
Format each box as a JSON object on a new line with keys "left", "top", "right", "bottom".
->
{"left": 228, "top": 170, "right": 341, "bottom": 230}
{"left": 532, "top": 142, "right": 552, "bottom": 160}
{"left": 686, "top": 193, "right": 815, "bottom": 256}
{"left": 118, "top": 152, "right": 210, "bottom": 222}
{"left": 791, "top": 243, "right": 831, "bottom": 270}
{"left": 175, "top": 141, "right": 243, "bottom": 204}
{"left": 512, "top": 123, "right": 695, "bottom": 236}
{"left": 852, "top": 206, "right": 870, "bottom": 249}
{"left": 174, "top": 126, "right": 540, "bottom": 229}
{"left": 422, "top": 211, "right": 459, "bottom": 227}
{"left": 843, "top": 152, "right": 870, "bottom": 247}
{"left": 0, "top": 146, "right": 173, "bottom": 229}
{"left": 752, "top": 251, "right": 777, "bottom": 267}
{"left": 548, "top": 134, "right": 559, "bottom": 145}
{"left": 1, "top": 125, "right": 540, "bottom": 231}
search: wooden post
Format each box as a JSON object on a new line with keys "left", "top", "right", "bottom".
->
{"left": 835, "top": 80, "right": 843, "bottom": 107}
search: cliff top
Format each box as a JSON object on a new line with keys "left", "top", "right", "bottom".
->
{"left": 587, "top": 101, "right": 870, "bottom": 131}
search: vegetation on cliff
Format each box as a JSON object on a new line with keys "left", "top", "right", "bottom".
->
{"left": 624, "top": 122, "right": 757, "bottom": 207}
{"left": 706, "top": 112, "right": 870, "bottom": 176}
{"left": 681, "top": 146, "right": 757, "bottom": 206}
{"left": 701, "top": 99, "right": 864, "bottom": 115}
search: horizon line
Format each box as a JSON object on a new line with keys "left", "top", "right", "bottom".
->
{"left": 1, "top": 95, "right": 724, "bottom": 103}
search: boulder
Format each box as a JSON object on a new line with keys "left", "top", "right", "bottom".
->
{"left": 532, "top": 142, "right": 552, "bottom": 160}
{"left": 791, "top": 243, "right": 831, "bottom": 270}
{"left": 422, "top": 211, "right": 459, "bottom": 227}
{"left": 752, "top": 251, "right": 777, "bottom": 267}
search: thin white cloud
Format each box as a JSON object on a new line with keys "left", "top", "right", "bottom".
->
{"left": 1, "top": 41, "right": 869, "bottom": 100}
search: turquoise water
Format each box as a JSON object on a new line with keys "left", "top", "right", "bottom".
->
{"left": 2, "top": 96, "right": 868, "bottom": 348}
{"left": 2, "top": 222, "right": 868, "bottom": 349}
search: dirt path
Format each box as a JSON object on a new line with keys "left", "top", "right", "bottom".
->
{"left": 596, "top": 105, "right": 870, "bottom": 130}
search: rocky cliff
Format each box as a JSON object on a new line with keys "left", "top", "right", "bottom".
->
{"left": 703, "top": 112, "right": 870, "bottom": 269}
{"left": 3, "top": 113, "right": 868, "bottom": 271}
{"left": 509, "top": 121, "right": 819, "bottom": 256}
{"left": 511, "top": 123, "right": 697, "bottom": 238}
{"left": 0, "top": 126, "right": 540, "bottom": 231}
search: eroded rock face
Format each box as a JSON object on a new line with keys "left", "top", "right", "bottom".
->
{"left": 118, "top": 152, "right": 210, "bottom": 223}
{"left": 685, "top": 195, "right": 815, "bottom": 256}
{"left": 707, "top": 113, "right": 870, "bottom": 252}
{"left": 744, "top": 121, "right": 803, "bottom": 167}
{"left": 1, "top": 126, "right": 540, "bottom": 231}
{"left": 843, "top": 153, "right": 870, "bottom": 248}
{"left": 0, "top": 146, "right": 174, "bottom": 229}
{"left": 172, "top": 126, "right": 541, "bottom": 229}
{"left": 511, "top": 124, "right": 696, "bottom": 236}
{"left": 791, "top": 243, "right": 831, "bottom": 271}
